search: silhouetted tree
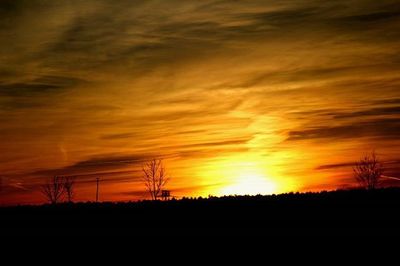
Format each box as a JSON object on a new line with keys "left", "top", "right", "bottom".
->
{"left": 41, "top": 176, "right": 65, "bottom": 204}
{"left": 64, "top": 176, "right": 75, "bottom": 203}
{"left": 353, "top": 151, "right": 383, "bottom": 190}
{"left": 142, "top": 159, "right": 169, "bottom": 200}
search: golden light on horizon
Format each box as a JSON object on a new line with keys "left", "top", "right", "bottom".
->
{"left": 193, "top": 153, "right": 298, "bottom": 197}
{"left": 1, "top": 0, "right": 400, "bottom": 205}
{"left": 219, "top": 158, "right": 277, "bottom": 196}
{"left": 220, "top": 171, "right": 277, "bottom": 196}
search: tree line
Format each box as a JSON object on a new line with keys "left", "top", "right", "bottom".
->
{"left": 40, "top": 152, "right": 384, "bottom": 204}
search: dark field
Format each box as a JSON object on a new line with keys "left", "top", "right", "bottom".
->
{"left": 2, "top": 188, "right": 400, "bottom": 264}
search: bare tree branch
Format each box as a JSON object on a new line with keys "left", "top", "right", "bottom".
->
{"left": 41, "top": 176, "right": 65, "bottom": 204}
{"left": 64, "top": 176, "right": 76, "bottom": 203}
{"left": 141, "top": 159, "right": 169, "bottom": 200}
{"left": 353, "top": 151, "right": 383, "bottom": 190}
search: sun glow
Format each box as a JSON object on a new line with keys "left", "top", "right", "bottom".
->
{"left": 202, "top": 155, "right": 284, "bottom": 196}
{"left": 221, "top": 171, "right": 277, "bottom": 196}
{"left": 181, "top": 151, "right": 299, "bottom": 199}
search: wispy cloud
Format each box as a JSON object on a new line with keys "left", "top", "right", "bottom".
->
{"left": 30, "top": 153, "right": 160, "bottom": 177}
{"left": 1, "top": 0, "right": 400, "bottom": 204}
{"left": 287, "top": 118, "right": 400, "bottom": 141}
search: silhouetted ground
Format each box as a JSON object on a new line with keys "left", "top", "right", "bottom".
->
{"left": 2, "top": 188, "right": 400, "bottom": 264}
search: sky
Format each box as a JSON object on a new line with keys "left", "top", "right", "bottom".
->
{"left": 1, "top": 0, "right": 400, "bottom": 205}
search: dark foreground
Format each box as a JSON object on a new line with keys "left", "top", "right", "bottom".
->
{"left": 2, "top": 188, "right": 400, "bottom": 265}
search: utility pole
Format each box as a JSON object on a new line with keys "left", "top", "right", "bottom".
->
{"left": 96, "top": 177, "right": 100, "bottom": 202}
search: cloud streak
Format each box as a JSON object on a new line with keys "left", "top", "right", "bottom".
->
{"left": 1, "top": 0, "right": 400, "bottom": 204}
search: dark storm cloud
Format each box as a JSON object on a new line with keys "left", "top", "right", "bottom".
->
{"left": 31, "top": 153, "right": 157, "bottom": 177}
{"left": 0, "top": 74, "right": 86, "bottom": 111}
{"left": 236, "top": 7, "right": 318, "bottom": 28}
{"left": 373, "top": 98, "right": 400, "bottom": 105}
{"left": 0, "top": 75, "right": 84, "bottom": 97}
{"left": 339, "top": 10, "right": 400, "bottom": 23}
{"left": 287, "top": 118, "right": 400, "bottom": 141}
{"left": 316, "top": 162, "right": 357, "bottom": 170}
{"left": 317, "top": 159, "right": 400, "bottom": 170}
{"left": 331, "top": 106, "right": 400, "bottom": 119}
{"left": 0, "top": 98, "right": 51, "bottom": 110}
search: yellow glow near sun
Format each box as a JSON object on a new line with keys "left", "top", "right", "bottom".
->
{"left": 209, "top": 154, "right": 280, "bottom": 196}
{"left": 220, "top": 170, "right": 277, "bottom": 196}
{"left": 194, "top": 152, "right": 298, "bottom": 197}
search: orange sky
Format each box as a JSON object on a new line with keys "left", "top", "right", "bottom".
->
{"left": 1, "top": 0, "right": 400, "bottom": 205}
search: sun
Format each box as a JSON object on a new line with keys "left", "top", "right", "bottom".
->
{"left": 197, "top": 153, "right": 296, "bottom": 197}
{"left": 219, "top": 164, "right": 278, "bottom": 196}
{"left": 221, "top": 173, "right": 277, "bottom": 196}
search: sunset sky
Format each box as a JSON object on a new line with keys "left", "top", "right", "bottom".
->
{"left": 1, "top": 0, "right": 400, "bottom": 205}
